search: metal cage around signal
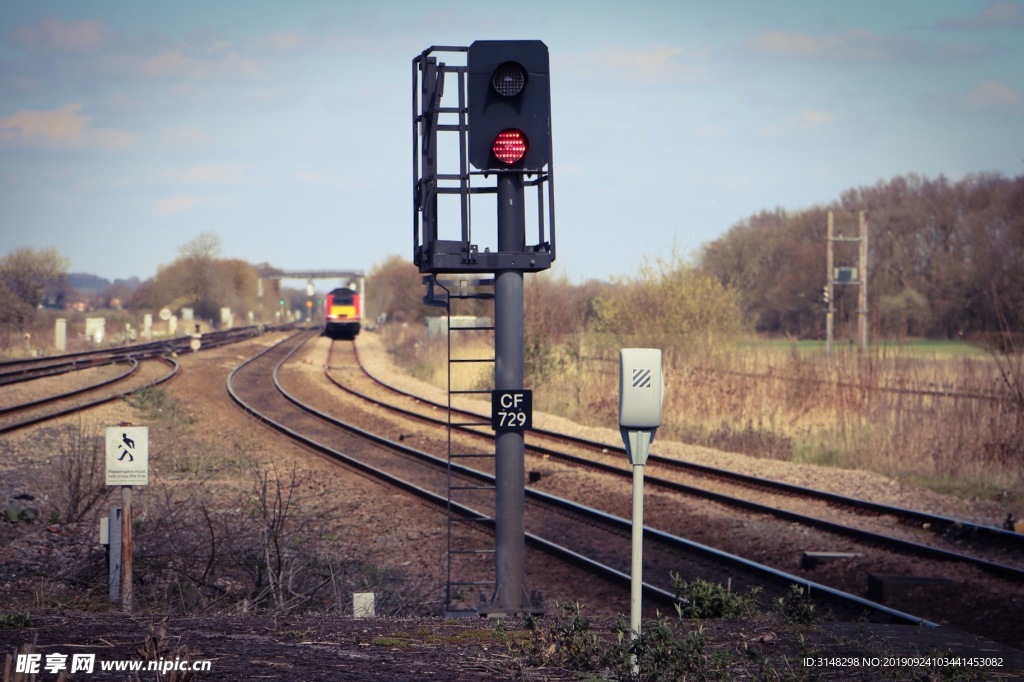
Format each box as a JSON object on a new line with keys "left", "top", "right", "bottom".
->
{"left": 412, "top": 43, "right": 556, "bottom": 274}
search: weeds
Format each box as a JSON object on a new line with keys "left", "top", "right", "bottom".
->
{"left": 516, "top": 602, "right": 735, "bottom": 680}
{"left": 127, "top": 457, "right": 429, "bottom": 616}
{"left": 672, "top": 575, "right": 762, "bottom": 619}
{"left": 773, "top": 584, "right": 815, "bottom": 625}
{"left": 125, "top": 387, "right": 192, "bottom": 424}
{"left": 56, "top": 419, "right": 109, "bottom": 523}
{"left": 136, "top": 617, "right": 196, "bottom": 682}
{"left": 624, "top": 620, "right": 731, "bottom": 681}
{"left": 520, "top": 602, "right": 606, "bottom": 671}
{"left": 0, "top": 611, "right": 32, "bottom": 628}
{"left": 3, "top": 503, "right": 36, "bottom": 523}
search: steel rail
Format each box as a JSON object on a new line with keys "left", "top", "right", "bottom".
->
{"left": 0, "top": 355, "right": 121, "bottom": 387}
{"left": 0, "top": 355, "right": 179, "bottom": 434}
{"left": 326, "top": 342, "right": 1024, "bottom": 585}
{"left": 229, "top": 330, "right": 934, "bottom": 627}
{"left": 0, "top": 324, "right": 299, "bottom": 435}
{"left": 348, "top": 340, "right": 1023, "bottom": 550}
{"left": 0, "top": 358, "right": 139, "bottom": 417}
{"left": 0, "top": 323, "right": 293, "bottom": 377}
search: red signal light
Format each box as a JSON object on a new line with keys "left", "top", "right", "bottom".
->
{"left": 492, "top": 129, "right": 528, "bottom": 165}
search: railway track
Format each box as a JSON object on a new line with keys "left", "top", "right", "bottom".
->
{"left": 0, "top": 357, "right": 178, "bottom": 434}
{"left": 231, "top": 330, "right": 943, "bottom": 631}
{"left": 337, "top": 342, "right": 1024, "bottom": 561}
{"left": 303, "top": 336, "right": 1024, "bottom": 648}
{"left": 0, "top": 325, "right": 284, "bottom": 434}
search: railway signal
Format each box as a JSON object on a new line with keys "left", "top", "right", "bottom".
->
{"left": 412, "top": 41, "right": 556, "bottom": 617}
{"left": 468, "top": 40, "right": 551, "bottom": 171}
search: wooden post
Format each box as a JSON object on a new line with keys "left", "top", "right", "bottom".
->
{"left": 109, "top": 508, "right": 122, "bottom": 603}
{"left": 826, "top": 211, "right": 835, "bottom": 355}
{"left": 121, "top": 486, "right": 133, "bottom": 613}
{"left": 858, "top": 211, "right": 869, "bottom": 352}
{"left": 106, "top": 424, "right": 146, "bottom": 613}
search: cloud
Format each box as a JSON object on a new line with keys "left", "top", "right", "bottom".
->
{"left": 6, "top": 17, "right": 272, "bottom": 84}
{"left": 154, "top": 193, "right": 199, "bottom": 217}
{"left": 248, "top": 30, "right": 307, "bottom": 54}
{"left": 958, "top": 80, "right": 1024, "bottom": 113}
{"left": 560, "top": 44, "right": 715, "bottom": 87}
{"left": 160, "top": 163, "right": 258, "bottom": 185}
{"left": 748, "top": 29, "right": 917, "bottom": 61}
{"left": 935, "top": 0, "right": 1024, "bottom": 29}
{"left": 0, "top": 103, "right": 135, "bottom": 151}
{"left": 160, "top": 127, "right": 210, "bottom": 148}
{"left": 762, "top": 109, "right": 841, "bottom": 137}
{"left": 293, "top": 170, "right": 353, "bottom": 189}
{"left": 136, "top": 47, "right": 264, "bottom": 81}
{"left": 10, "top": 15, "right": 115, "bottom": 53}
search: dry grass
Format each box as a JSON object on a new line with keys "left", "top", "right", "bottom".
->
{"left": 662, "top": 345, "right": 1022, "bottom": 497}
{"left": 378, "top": 323, "right": 493, "bottom": 395}
{"left": 381, "top": 325, "right": 1023, "bottom": 504}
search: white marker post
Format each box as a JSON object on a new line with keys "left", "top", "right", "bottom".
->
{"left": 106, "top": 425, "right": 148, "bottom": 613}
{"left": 618, "top": 349, "right": 663, "bottom": 677}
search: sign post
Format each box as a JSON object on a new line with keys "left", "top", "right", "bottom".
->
{"left": 618, "top": 349, "right": 663, "bottom": 676}
{"left": 106, "top": 426, "right": 148, "bottom": 613}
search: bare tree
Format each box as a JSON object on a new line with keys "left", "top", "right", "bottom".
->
{"left": 0, "top": 247, "right": 70, "bottom": 328}
{"left": 177, "top": 232, "right": 224, "bottom": 320}
{"left": 365, "top": 255, "right": 429, "bottom": 324}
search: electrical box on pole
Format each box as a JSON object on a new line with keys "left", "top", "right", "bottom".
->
{"left": 619, "top": 348, "right": 663, "bottom": 466}
{"left": 825, "top": 211, "right": 869, "bottom": 353}
{"left": 618, "top": 348, "right": 663, "bottom": 676}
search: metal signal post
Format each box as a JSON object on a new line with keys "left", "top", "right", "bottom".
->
{"left": 413, "top": 41, "right": 554, "bottom": 616}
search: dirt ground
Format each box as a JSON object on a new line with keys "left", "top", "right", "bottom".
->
{"left": 2, "top": 331, "right": 1022, "bottom": 680}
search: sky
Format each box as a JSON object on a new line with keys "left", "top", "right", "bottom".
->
{"left": 2, "top": 1, "right": 1023, "bottom": 287}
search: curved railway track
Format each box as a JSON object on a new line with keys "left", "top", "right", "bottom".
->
{"left": 0, "top": 325, "right": 286, "bottom": 434}
{"left": 0, "top": 357, "right": 178, "bottom": 434}
{"left": 305, "top": 336, "right": 1024, "bottom": 648}
{"left": 230, "top": 330, "right": 943, "bottom": 632}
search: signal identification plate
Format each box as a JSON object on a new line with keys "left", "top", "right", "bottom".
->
{"left": 491, "top": 390, "right": 532, "bottom": 432}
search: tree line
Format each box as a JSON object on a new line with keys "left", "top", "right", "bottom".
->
{"left": 5, "top": 172, "right": 1021, "bottom": 344}
{"left": 698, "top": 172, "right": 1024, "bottom": 340}
{"left": 0, "top": 233, "right": 279, "bottom": 331}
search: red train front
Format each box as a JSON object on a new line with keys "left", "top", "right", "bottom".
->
{"left": 324, "top": 286, "right": 361, "bottom": 339}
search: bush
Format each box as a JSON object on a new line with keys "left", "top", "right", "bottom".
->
{"left": 773, "top": 584, "right": 816, "bottom": 625}
{"left": 130, "top": 459, "right": 430, "bottom": 615}
{"left": 56, "top": 420, "right": 109, "bottom": 523}
{"left": 672, "top": 575, "right": 761, "bottom": 620}
{"left": 592, "top": 253, "right": 746, "bottom": 360}
{"left": 519, "top": 602, "right": 606, "bottom": 671}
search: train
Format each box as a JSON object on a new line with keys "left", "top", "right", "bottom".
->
{"left": 324, "top": 286, "right": 361, "bottom": 339}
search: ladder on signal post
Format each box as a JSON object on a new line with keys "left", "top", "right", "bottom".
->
{"left": 423, "top": 275, "right": 498, "bottom": 615}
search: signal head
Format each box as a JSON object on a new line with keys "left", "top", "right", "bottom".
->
{"left": 467, "top": 40, "right": 550, "bottom": 171}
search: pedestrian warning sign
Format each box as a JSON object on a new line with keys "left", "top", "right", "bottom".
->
{"left": 106, "top": 426, "right": 148, "bottom": 485}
